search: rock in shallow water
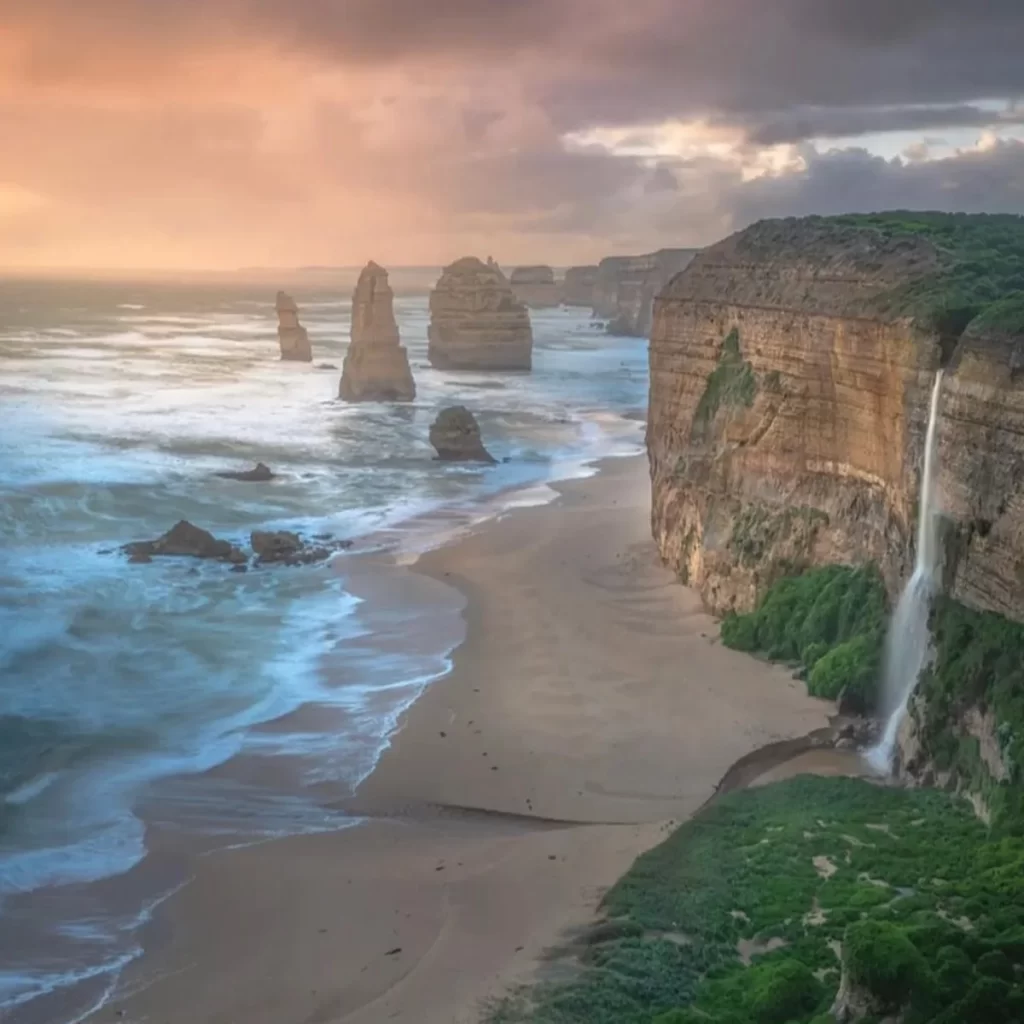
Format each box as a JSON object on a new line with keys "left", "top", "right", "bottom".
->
{"left": 276, "top": 291, "right": 312, "bottom": 362}
{"left": 429, "top": 406, "right": 496, "bottom": 463}
{"left": 215, "top": 462, "right": 275, "bottom": 482}
{"left": 123, "top": 520, "right": 246, "bottom": 564}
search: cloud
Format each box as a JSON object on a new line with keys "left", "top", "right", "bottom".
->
{"left": 1, "top": 0, "right": 1023, "bottom": 268}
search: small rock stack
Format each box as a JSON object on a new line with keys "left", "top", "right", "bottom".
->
{"left": 276, "top": 291, "right": 312, "bottom": 362}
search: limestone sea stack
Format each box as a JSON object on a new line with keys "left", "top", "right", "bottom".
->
{"left": 427, "top": 257, "right": 533, "bottom": 371}
{"left": 339, "top": 261, "right": 416, "bottom": 402}
{"left": 276, "top": 291, "right": 312, "bottom": 362}
{"left": 510, "top": 265, "right": 562, "bottom": 308}
{"left": 562, "top": 265, "right": 598, "bottom": 307}
{"left": 429, "top": 406, "right": 496, "bottom": 463}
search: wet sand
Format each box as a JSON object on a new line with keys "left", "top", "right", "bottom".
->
{"left": 105, "top": 456, "right": 833, "bottom": 1024}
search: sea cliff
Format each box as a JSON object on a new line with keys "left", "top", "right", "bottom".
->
{"left": 647, "top": 211, "right": 1024, "bottom": 811}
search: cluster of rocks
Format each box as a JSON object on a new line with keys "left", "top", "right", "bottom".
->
{"left": 122, "top": 521, "right": 353, "bottom": 569}
{"left": 427, "top": 257, "right": 533, "bottom": 371}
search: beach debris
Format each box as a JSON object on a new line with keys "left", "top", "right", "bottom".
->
{"left": 429, "top": 406, "right": 497, "bottom": 463}
{"left": 215, "top": 461, "right": 275, "bottom": 482}
{"left": 123, "top": 520, "right": 246, "bottom": 565}
{"left": 385, "top": 947, "right": 402, "bottom": 956}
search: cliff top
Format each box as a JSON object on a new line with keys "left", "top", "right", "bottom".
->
{"left": 667, "top": 212, "right": 1024, "bottom": 336}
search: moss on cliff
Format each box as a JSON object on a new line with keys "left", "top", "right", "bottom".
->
{"left": 692, "top": 328, "right": 757, "bottom": 435}
{"left": 906, "top": 598, "right": 1024, "bottom": 826}
{"left": 489, "top": 776, "right": 1024, "bottom": 1024}
{"left": 720, "top": 565, "right": 886, "bottom": 708}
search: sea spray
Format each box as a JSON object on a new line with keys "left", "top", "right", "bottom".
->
{"left": 868, "top": 370, "right": 944, "bottom": 772}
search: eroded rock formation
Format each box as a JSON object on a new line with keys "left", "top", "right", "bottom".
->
{"left": 594, "top": 249, "right": 699, "bottom": 336}
{"left": 429, "top": 406, "right": 496, "bottom": 463}
{"left": 276, "top": 291, "right": 312, "bottom": 362}
{"left": 123, "top": 521, "right": 246, "bottom": 564}
{"left": 510, "top": 265, "right": 562, "bottom": 308}
{"left": 339, "top": 261, "right": 416, "bottom": 402}
{"left": 562, "top": 265, "right": 598, "bottom": 307}
{"left": 428, "top": 257, "right": 533, "bottom": 371}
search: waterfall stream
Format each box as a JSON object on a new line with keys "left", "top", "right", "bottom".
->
{"left": 867, "top": 370, "right": 944, "bottom": 773}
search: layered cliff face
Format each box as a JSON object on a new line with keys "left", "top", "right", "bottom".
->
{"left": 562, "top": 265, "right": 598, "bottom": 307}
{"left": 594, "top": 248, "right": 699, "bottom": 336}
{"left": 428, "top": 257, "right": 533, "bottom": 371}
{"left": 510, "top": 265, "right": 562, "bottom": 308}
{"left": 276, "top": 291, "right": 312, "bottom": 362}
{"left": 648, "top": 212, "right": 1024, "bottom": 812}
{"left": 339, "top": 261, "right": 416, "bottom": 402}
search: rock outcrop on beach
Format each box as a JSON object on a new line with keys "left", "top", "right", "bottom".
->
{"left": 123, "top": 521, "right": 247, "bottom": 564}
{"left": 215, "top": 462, "right": 274, "bottom": 482}
{"left": 593, "top": 248, "right": 698, "bottom": 336}
{"left": 510, "top": 265, "right": 562, "bottom": 308}
{"left": 429, "top": 406, "right": 496, "bottom": 463}
{"left": 339, "top": 261, "right": 416, "bottom": 402}
{"left": 427, "top": 258, "right": 533, "bottom": 371}
{"left": 562, "top": 265, "right": 598, "bottom": 307}
{"left": 276, "top": 291, "right": 312, "bottom": 362}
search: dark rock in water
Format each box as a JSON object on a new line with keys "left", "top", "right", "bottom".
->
{"left": 215, "top": 462, "right": 275, "bottom": 482}
{"left": 250, "top": 530, "right": 353, "bottom": 566}
{"left": 429, "top": 406, "right": 496, "bottom": 464}
{"left": 123, "top": 520, "right": 245, "bottom": 564}
{"left": 251, "top": 530, "right": 303, "bottom": 563}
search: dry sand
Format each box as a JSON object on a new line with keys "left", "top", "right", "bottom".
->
{"left": 107, "top": 456, "right": 832, "bottom": 1024}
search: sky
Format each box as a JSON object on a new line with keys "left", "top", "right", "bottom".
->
{"left": 2, "top": 0, "right": 1023, "bottom": 270}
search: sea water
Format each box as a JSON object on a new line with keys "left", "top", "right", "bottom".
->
{"left": 0, "top": 273, "right": 649, "bottom": 1021}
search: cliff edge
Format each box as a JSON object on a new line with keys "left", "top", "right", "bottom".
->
{"left": 647, "top": 212, "right": 1024, "bottom": 619}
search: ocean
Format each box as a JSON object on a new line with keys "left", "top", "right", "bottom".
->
{"left": 0, "top": 270, "right": 648, "bottom": 1022}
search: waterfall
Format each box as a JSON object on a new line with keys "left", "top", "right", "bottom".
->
{"left": 866, "top": 370, "right": 944, "bottom": 773}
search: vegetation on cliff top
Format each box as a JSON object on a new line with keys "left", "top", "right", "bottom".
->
{"left": 825, "top": 211, "right": 1024, "bottom": 335}
{"left": 720, "top": 565, "right": 887, "bottom": 709}
{"left": 490, "top": 776, "right": 1024, "bottom": 1024}
{"left": 907, "top": 597, "right": 1024, "bottom": 826}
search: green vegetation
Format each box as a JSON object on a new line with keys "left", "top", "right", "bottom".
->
{"left": 692, "top": 328, "right": 757, "bottom": 434}
{"left": 490, "top": 776, "right": 1024, "bottom": 1024}
{"left": 727, "top": 503, "right": 829, "bottom": 572}
{"left": 720, "top": 565, "right": 887, "bottom": 708}
{"left": 826, "top": 211, "right": 1024, "bottom": 334}
{"left": 908, "top": 597, "right": 1024, "bottom": 825}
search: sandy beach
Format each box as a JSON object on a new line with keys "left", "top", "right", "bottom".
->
{"left": 106, "top": 455, "right": 833, "bottom": 1024}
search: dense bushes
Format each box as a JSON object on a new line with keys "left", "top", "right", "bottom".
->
{"left": 692, "top": 328, "right": 757, "bottom": 434}
{"left": 490, "top": 776, "right": 1024, "bottom": 1024}
{"left": 720, "top": 565, "right": 887, "bottom": 708}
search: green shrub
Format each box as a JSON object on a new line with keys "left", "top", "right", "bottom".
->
{"left": 720, "top": 565, "right": 886, "bottom": 708}
{"left": 842, "top": 920, "right": 928, "bottom": 1011}
{"left": 693, "top": 328, "right": 757, "bottom": 433}
{"left": 746, "top": 960, "right": 823, "bottom": 1024}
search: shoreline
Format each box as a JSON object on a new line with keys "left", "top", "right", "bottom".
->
{"left": 86, "top": 454, "right": 838, "bottom": 1024}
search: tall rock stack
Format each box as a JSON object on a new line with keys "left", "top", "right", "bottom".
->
{"left": 427, "top": 257, "right": 533, "bottom": 371}
{"left": 510, "top": 265, "right": 562, "bottom": 308}
{"left": 276, "top": 291, "right": 312, "bottom": 362}
{"left": 563, "top": 265, "right": 598, "bottom": 307}
{"left": 339, "top": 261, "right": 416, "bottom": 402}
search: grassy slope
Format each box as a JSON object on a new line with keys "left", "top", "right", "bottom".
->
{"left": 492, "top": 777, "right": 1024, "bottom": 1024}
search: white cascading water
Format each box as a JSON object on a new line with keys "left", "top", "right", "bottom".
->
{"left": 866, "top": 370, "right": 944, "bottom": 773}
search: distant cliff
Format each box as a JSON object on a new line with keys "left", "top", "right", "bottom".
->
{"left": 646, "top": 212, "right": 1024, "bottom": 809}
{"left": 593, "top": 248, "right": 698, "bottom": 336}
